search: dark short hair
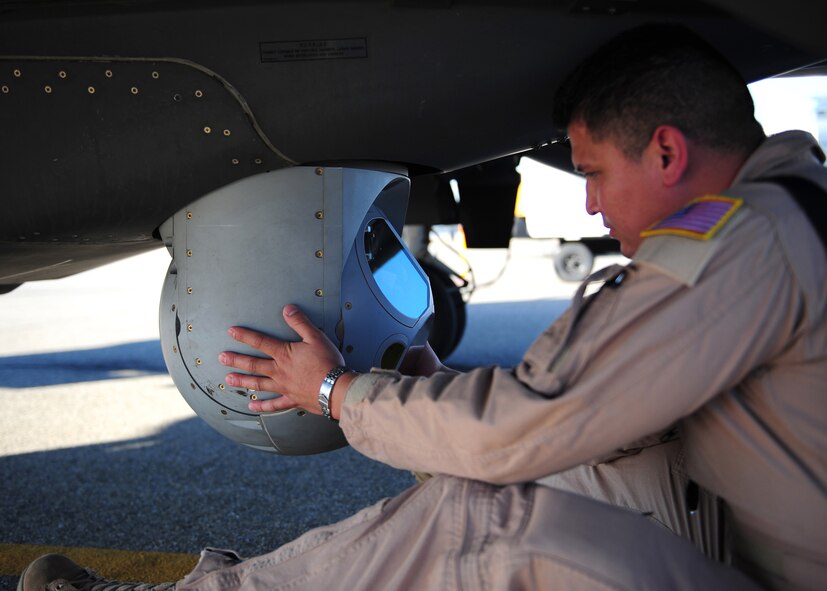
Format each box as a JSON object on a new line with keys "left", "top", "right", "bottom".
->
{"left": 552, "top": 24, "right": 765, "bottom": 157}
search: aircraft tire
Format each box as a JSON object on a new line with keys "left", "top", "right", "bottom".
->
{"left": 420, "top": 260, "right": 466, "bottom": 359}
{"left": 554, "top": 242, "right": 594, "bottom": 282}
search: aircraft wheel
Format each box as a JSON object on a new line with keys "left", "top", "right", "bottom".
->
{"left": 554, "top": 242, "right": 594, "bottom": 282}
{"left": 420, "top": 260, "right": 466, "bottom": 359}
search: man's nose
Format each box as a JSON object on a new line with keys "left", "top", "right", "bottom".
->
{"left": 585, "top": 189, "right": 600, "bottom": 216}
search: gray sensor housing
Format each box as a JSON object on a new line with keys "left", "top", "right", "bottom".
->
{"left": 158, "top": 166, "right": 433, "bottom": 455}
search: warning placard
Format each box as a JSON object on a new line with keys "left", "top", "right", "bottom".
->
{"left": 260, "top": 38, "right": 368, "bottom": 62}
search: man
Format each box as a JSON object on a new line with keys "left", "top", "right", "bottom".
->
{"left": 20, "top": 24, "right": 826, "bottom": 591}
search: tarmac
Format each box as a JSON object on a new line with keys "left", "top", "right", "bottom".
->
{"left": 0, "top": 239, "right": 623, "bottom": 589}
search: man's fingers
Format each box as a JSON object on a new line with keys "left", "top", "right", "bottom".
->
{"left": 227, "top": 326, "right": 282, "bottom": 356}
{"left": 219, "top": 351, "right": 272, "bottom": 375}
{"left": 223, "top": 371, "right": 277, "bottom": 392}
{"left": 282, "top": 304, "right": 322, "bottom": 343}
{"left": 248, "top": 395, "right": 300, "bottom": 414}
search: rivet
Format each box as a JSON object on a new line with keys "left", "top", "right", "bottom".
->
{"left": 131, "top": 87, "right": 139, "bottom": 95}
{"left": 223, "top": 129, "right": 231, "bottom": 136}
{"left": 315, "top": 250, "right": 323, "bottom": 258}
{"left": 105, "top": 69, "right": 113, "bottom": 78}
{"left": 315, "top": 167, "right": 324, "bottom": 175}
{"left": 315, "top": 211, "right": 324, "bottom": 220}
{"left": 254, "top": 158, "right": 262, "bottom": 165}
{"left": 219, "top": 383, "right": 225, "bottom": 390}
{"left": 172, "top": 345, "right": 178, "bottom": 353}
{"left": 195, "top": 357, "right": 202, "bottom": 365}
{"left": 345, "top": 302, "right": 352, "bottom": 310}
{"left": 44, "top": 85, "right": 52, "bottom": 94}
{"left": 315, "top": 289, "right": 324, "bottom": 297}
{"left": 187, "top": 324, "right": 193, "bottom": 332}
{"left": 87, "top": 86, "right": 95, "bottom": 94}
{"left": 13, "top": 69, "right": 21, "bottom": 78}
{"left": 231, "top": 158, "right": 239, "bottom": 165}
{"left": 1, "top": 86, "right": 8, "bottom": 93}
{"left": 194, "top": 89, "right": 203, "bottom": 98}
{"left": 186, "top": 249, "right": 193, "bottom": 257}
{"left": 151, "top": 71, "right": 159, "bottom": 79}
{"left": 173, "top": 93, "right": 182, "bottom": 102}
{"left": 186, "top": 211, "right": 193, "bottom": 220}
{"left": 250, "top": 394, "right": 258, "bottom": 401}
{"left": 187, "top": 287, "right": 193, "bottom": 294}
{"left": 203, "top": 126, "right": 211, "bottom": 134}
{"left": 58, "top": 71, "right": 67, "bottom": 79}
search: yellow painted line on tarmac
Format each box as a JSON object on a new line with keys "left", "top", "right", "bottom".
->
{"left": 0, "top": 543, "right": 198, "bottom": 584}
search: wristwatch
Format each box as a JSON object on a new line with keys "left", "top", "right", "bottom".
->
{"left": 319, "top": 366, "right": 350, "bottom": 421}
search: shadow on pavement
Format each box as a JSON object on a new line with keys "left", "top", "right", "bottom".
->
{"left": 0, "top": 340, "right": 167, "bottom": 388}
{"left": 0, "top": 414, "right": 415, "bottom": 588}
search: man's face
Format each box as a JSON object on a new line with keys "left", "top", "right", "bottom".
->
{"left": 568, "top": 122, "right": 673, "bottom": 257}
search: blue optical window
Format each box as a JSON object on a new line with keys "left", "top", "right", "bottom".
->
{"left": 364, "top": 219, "right": 428, "bottom": 319}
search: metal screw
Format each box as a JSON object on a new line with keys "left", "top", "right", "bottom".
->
{"left": 186, "top": 249, "right": 193, "bottom": 257}
{"left": 315, "top": 289, "right": 324, "bottom": 297}
{"left": 203, "top": 126, "right": 211, "bottom": 134}
{"left": 195, "top": 89, "right": 203, "bottom": 98}
{"left": 231, "top": 158, "right": 239, "bottom": 165}
{"left": 187, "top": 287, "right": 193, "bottom": 294}
{"left": 44, "top": 85, "right": 52, "bottom": 94}
{"left": 315, "top": 250, "right": 323, "bottom": 258}
{"left": 315, "top": 167, "right": 324, "bottom": 175}
{"left": 195, "top": 358, "right": 202, "bottom": 365}
{"left": 58, "top": 71, "right": 67, "bottom": 79}
{"left": 223, "top": 129, "right": 231, "bottom": 136}
{"left": 250, "top": 394, "right": 258, "bottom": 401}
{"left": 88, "top": 86, "right": 95, "bottom": 94}
{"left": 105, "top": 69, "right": 113, "bottom": 78}
{"left": 172, "top": 345, "right": 178, "bottom": 353}
{"left": 173, "top": 93, "right": 182, "bottom": 102}
{"left": 187, "top": 324, "right": 193, "bottom": 332}
{"left": 13, "top": 69, "right": 21, "bottom": 77}
{"left": 152, "top": 71, "right": 159, "bottom": 79}
{"left": 131, "top": 87, "right": 139, "bottom": 95}
{"left": 315, "top": 211, "right": 324, "bottom": 220}
{"left": 219, "top": 383, "right": 225, "bottom": 390}
{"left": 254, "top": 158, "right": 262, "bottom": 165}
{"left": 186, "top": 211, "right": 193, "bottom": 219}
{"left": 345, "top": 302, "right": 352, "bottom": 310}
{"left": 1, "top": 86, "right": 8, "bottom": 93}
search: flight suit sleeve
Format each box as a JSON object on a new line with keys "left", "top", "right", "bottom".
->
{"left": 340, "top": 208, "right": 803, "bottom": 484}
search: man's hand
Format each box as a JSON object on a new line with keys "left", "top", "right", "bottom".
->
{"left": 218, "top": 304, "right": 346, "bottom": 415}
{"left": 398, "top": 342, "right": 448, "bottom": 377}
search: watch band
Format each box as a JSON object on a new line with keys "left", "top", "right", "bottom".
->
{"left": 319, "top": 366, "right": 349, "bottom": 421}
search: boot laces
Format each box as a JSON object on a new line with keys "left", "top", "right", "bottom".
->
{"left": 52, "top": 567, "right": 175, "bottom": 591}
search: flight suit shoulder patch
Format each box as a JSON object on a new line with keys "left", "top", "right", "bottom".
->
{"left": 640, "top": 195, "right": 743, "bottom": 240}
{"left": 635, "top": 196, "right": 745, "bottom": 286}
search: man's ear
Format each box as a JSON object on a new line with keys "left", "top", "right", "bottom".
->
{"left": 648, "top": 125, "right": 689, "bottom": 187}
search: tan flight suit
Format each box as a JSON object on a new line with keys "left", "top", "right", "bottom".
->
{"left": 177, "top": 131, "right": 826, "bottom": 591}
